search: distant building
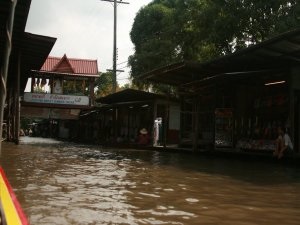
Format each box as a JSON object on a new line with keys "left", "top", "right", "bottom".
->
{"left": 21, "top": 54, "right": 99, "bottom": 139}
{"left": 79, "top": 89, "right": 180, "bottom": 146}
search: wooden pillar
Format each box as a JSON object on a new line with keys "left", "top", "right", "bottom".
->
{"left": 127, "top": 106, "right": 130, "bottom": 141}
{"left": 12, "top": 90, "right": 16, "bottom": 142}
{"left": 211, "top": 85, "right": 217, "bottom": 150}
{"left": 152, "top": 101, "right": 157, "bottom": 146}
{"left": 31, "top": 75, "right": 35, "bottom": 93}
{"left": 50, "top": 77, "right": 53, "bottom": 94}
{"left": 14, "top": 52, "right": 21, "bottom": 144}
{"left": 179, "top": 95, "right": 184, "bottom": 146}
{"left": 153, "top": 101, "right": 158, "bottom": 125}
{"left": 7, "top": 89, "right": 13, "bottom": 141}
{"left": 89, "top": 78, "right": 95, "bottom": 107}
{"left": 192, "top": 95, "right": 199, "bottom": 152}
{"left": 163, "top": 103, "right": 169, "bottom": 149}
{"left": 10, "top": 91, "right": 15, "bottom": 141}
{"left": 113, "top": 107, "right": 118, "bottom": 142}
{"left": 290, "top": 66, "right": 300, "bottom": 152}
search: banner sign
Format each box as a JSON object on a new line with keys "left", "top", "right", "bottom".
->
{"left": 24, "top": 93, "right": 89, "bottom": 106}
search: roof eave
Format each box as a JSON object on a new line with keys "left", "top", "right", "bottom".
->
{"left": 31, "top": 70, "right": 99, "bottom": 78}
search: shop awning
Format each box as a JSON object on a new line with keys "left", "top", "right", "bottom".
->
{"left": 140, "top": 28, "right": 300, "bottom": 87}
{"left": 10, "top": 33, "right": 57, "bottom": 91}
{"left": 31, "top": 70, "right": 99, "bottom": 79}
{"left": 96, "top": 89, "right": 176, "bottom": 104}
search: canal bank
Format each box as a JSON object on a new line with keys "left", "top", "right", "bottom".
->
{"left": 92, "top": 140, "right": 300, "bottom": 167}
{"left": 19, "top": 135, "right": 300, "bottom": 167}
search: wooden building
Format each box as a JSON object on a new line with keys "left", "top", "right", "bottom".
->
{"left": 79, "top": 89, "right": 180, "bottom": 146}
{"left": 140, "top": 29, "right": 300, "bottom": 153}
{"left": 21, "top": 55, "right": 99, "bottom": 138}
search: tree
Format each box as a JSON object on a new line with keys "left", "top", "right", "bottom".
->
{"left": 129, "top": 0, "right": 300, "bottom": 88}
{"left": 129, "top": 3, "right": 178, "bottom": 79}
{"left": 94, "top": 72, "right": 121, "bottom": 97}
{"left": 189, "top": 0, "right": 300, "bottom": 54}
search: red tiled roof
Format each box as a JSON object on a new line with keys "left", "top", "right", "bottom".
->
{"left": 41, "top": 55, "right": 99, "bottom": 74}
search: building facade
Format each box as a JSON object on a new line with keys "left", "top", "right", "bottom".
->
{"left": 21, "top": 54, "right": 99, "bottom": 139}
{"left": 141, "top": 29, "right": 300, "bottom": 154}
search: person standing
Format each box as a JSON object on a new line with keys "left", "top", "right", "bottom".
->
{"left": 278, "top": 128, "right": 294, "bottom": 159}
{"left": 274, "top": 127, "right": 293, "bottom": 159}
{"left": 137, "top": 128, "right": 151, "bottom": 145}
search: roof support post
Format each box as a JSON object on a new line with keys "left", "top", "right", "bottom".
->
{"left": 14, "top": 51, "right": 21, "bottom": 144}
{"left": 89, "top": 78, "right": 95, "bottom": 106}
{"left": 192, "top": 95, "right": 199, "bottom": 152}
{"left": 290, "top": 66, "right": 300, "bottom": 153}
{"left": 0, "top": 0, "right": 18, "bottom": 149}
{"left": 163, "top": 95, "right": 171, "bottom": 149}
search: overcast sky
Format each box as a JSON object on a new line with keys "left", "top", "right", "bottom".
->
{"left": 25, "top": 0, "right": 152, "bottom": 86}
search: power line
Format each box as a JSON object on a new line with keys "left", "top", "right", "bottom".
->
{"left": 117, "top": 77, "right": 131, "bottom": 81}
{"left": 117, "top": 60, "right": 128, "bottom": 65}
{"left": 117, "top": 65, "right": 129, "bottom": 70}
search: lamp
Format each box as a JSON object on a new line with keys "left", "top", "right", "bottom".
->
{"left": 264, "top": 80, "right": 286, "bottom": 86}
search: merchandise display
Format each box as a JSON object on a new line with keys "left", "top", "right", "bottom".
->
{"left": 215, "top": 108, "right": 233, "bottom": 147}
{"left": 236, "top": 139, "right": 276, "bottom": 151}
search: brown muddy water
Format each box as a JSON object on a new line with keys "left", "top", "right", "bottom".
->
{"left": 1, "top": 137, "right": 300, "bottom": 225}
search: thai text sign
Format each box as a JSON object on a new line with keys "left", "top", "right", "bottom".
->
{"left": 24, "top": 93, "right": 89, "bottom": 106}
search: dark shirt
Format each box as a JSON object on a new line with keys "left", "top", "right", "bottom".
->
{"left": 137, "top": 134, "right": 150, "bottom": 145}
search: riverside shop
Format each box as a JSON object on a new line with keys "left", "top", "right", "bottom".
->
{"left": 79, "top": 89, "right": 180, "bottom": 147}
{"left": 140, "top": 29, "right": 300, "bottom": 153}
{"left": 182, "top": 68, "right": 295, "bottom": 153}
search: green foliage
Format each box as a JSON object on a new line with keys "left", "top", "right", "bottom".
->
{"left": 63, "top": 80, "right": 89, "bottom": 96}
{"left": 95, "top": 72, "right": 113, "bottom": 97}
{"left": 129, "top": 2, "right": 178, "bottom": 81}
{"left": 129, "top": 0, "right": 300, "bottom": 90}
{"left": 33, "top": 85, "right": 46, "bottom": 93}
{"left": 95, "top": 72, "right": 123, "bottom": 97}
{"left": 120, "top": 82, "right": 140, "bottom": 90}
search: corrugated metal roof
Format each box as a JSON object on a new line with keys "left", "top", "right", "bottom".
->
{"left": 96, "top": 89, "right": 178, "bottom": 104}
{"left": 140, "top": 28, "right": 300, "bottom": 87}
{"left": 41, "top": 55, "right": 99, "bottom": 75}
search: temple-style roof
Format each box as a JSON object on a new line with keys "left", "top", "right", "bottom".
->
{"left": 41, "top": 54, "right": 99, "bottom": 75}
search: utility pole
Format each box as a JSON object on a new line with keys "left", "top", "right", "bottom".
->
{"left": 100, "top": 0, "right": 129, "bottom": 93}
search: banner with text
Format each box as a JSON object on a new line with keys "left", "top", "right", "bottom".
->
{"left": 24, "top": 93, "right": 89, "bottom": 106}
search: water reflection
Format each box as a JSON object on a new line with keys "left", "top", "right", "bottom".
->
{"left": 0, "top": 137, "right": 300, "bottom": 225}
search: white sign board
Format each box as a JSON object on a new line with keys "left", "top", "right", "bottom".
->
{"left": 24, "top": 93, "right": 89, "bottom": 106}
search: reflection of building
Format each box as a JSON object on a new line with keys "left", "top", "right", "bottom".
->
{"left": 21, "top": 54, "right": 99, "bottom": 139}
{"left": 141, "top": 29, "right": 300, "bottom": 154}
{"left": 78, "top": 89, "right": 180, "bottom": 146}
